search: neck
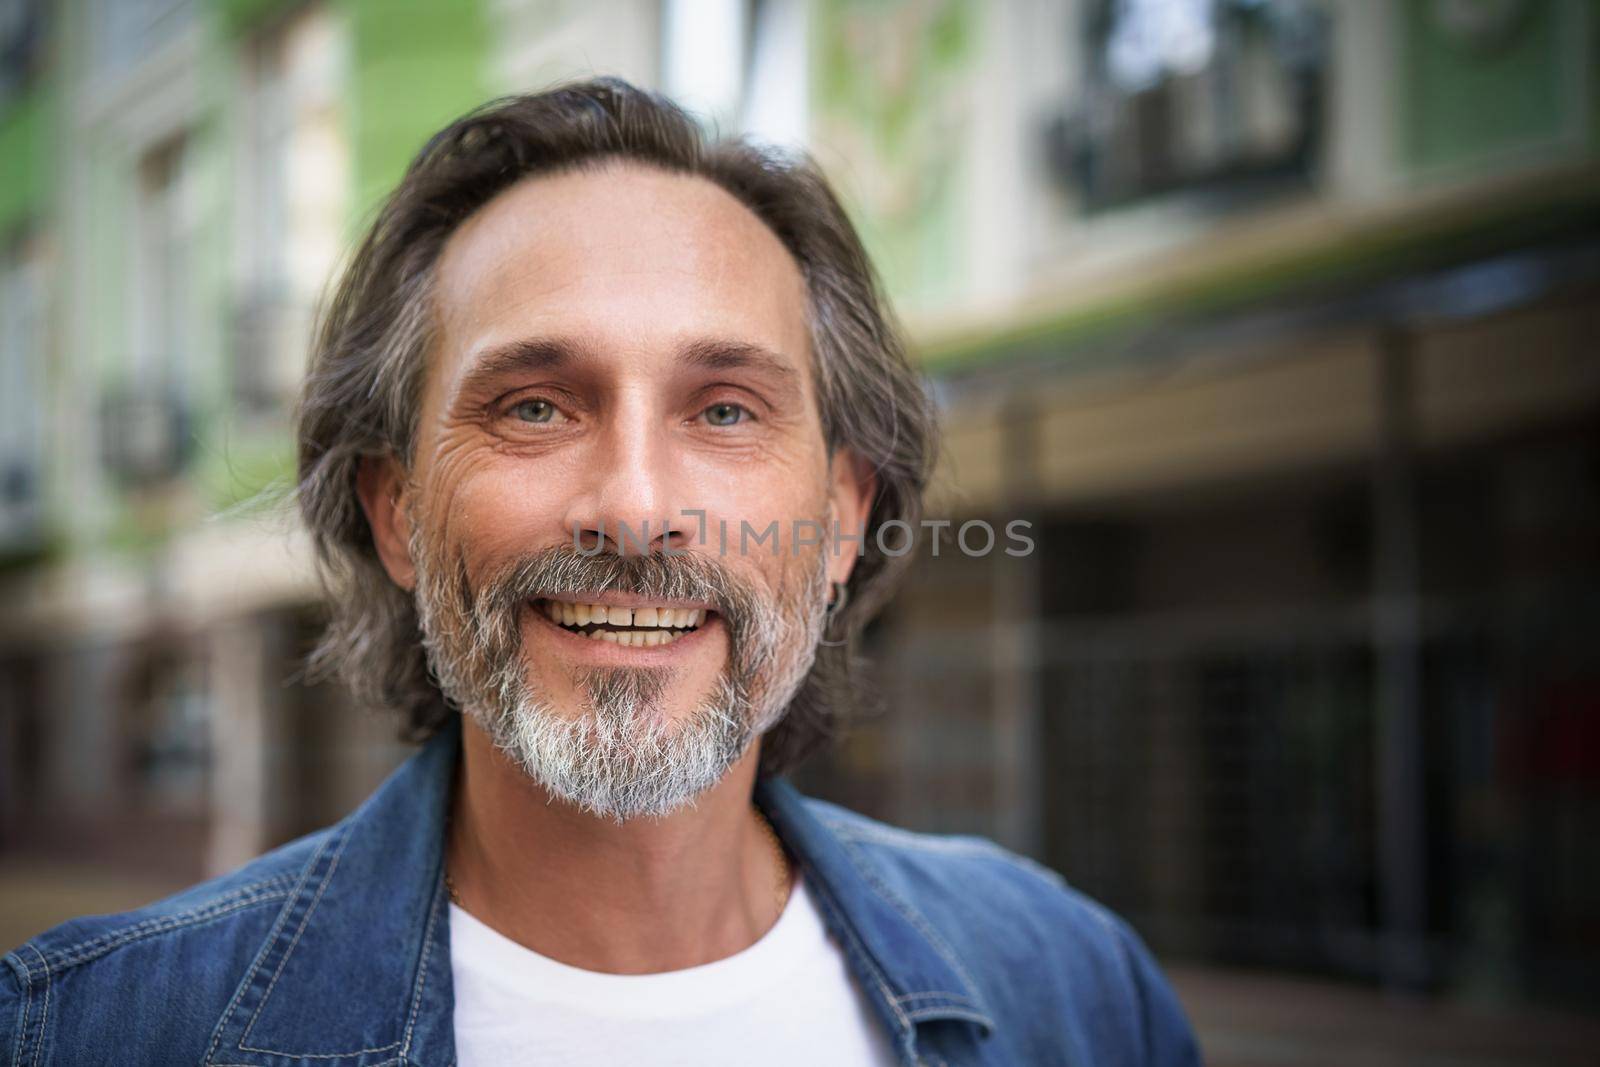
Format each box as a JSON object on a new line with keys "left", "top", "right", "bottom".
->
{"left": 445, "top": 715, "right": 788, "bottom": 974}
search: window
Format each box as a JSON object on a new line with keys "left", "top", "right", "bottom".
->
{"left": 660, "top": 0, "right": 809, "bottom": 149}
{"left": 1046, "top": 0, "right": 1331, "bottom": 212}
{"left": 100, "top": 134, "right": 198, "bottom": 488}
{"left": 0, "top": 0, "right": 45, "bottom": 103}
{"left": 0, "top": 233, "right": 45, "bottom": 548}
{"left": 233, "top": 3, "right": 349, "bottom": 415}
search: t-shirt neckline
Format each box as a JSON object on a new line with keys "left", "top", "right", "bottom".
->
{"left": 447, "top": 873, "right": 821, "bottom": 1015}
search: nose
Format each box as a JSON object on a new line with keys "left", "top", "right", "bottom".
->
{"left": 562, "top": 408, "right": 693, "bottom": 556}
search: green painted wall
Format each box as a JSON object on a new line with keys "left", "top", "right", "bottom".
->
{"left": 345, "top": 0, "right": 492, "bottom": 217}
{"left": 212, "top": 0, "right": 296, "bottom": 35}
{"left": 1403, "top": 0, "right": 1576, "bottom": 171}
{"left": 812, "top": 0, "right": 975, "bottom": 313}
{"left": 0, "top": 87, "right": 53, "bottom": 235}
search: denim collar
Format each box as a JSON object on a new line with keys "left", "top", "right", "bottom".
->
{"left": 755, "top": 777, "right": 998, "bottom": 1049}
{"left": 206, "top": 717, "right": 992, "bottom": 1066}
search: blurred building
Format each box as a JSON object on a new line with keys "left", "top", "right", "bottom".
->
{"left": 799, "top": 0, "right": 1600, "bottom": 1018}
{"left": 1, "top": 0, "right": 1597, "bottom": 1038}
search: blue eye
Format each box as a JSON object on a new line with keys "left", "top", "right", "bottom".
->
{"left": 703, "top": 402, "right": 747, "bottom": 427}
{"left": 512, "top": 399, "right": 557, "bottom": 423}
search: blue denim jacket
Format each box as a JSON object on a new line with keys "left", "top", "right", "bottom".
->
{"left": 2, "top": 719, "right": 1199, "bottom": 1066}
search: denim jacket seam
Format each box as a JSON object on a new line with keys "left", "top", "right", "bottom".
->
{"left": 232, "top": 1053, "right": 401, "bottom": 1062}
{"left": 3, "top": 949, "right": 43, "bottom": 1067}
{"left": 833, "top": 819, "right": 1074, "bottom": 900}
{"left": 1083, "top": 900, "right": 1150, "bottom": 1059}
{"left": 49, "top": 890, "right": 294, "bottom": 972}
{"left": 32, "top": 876, "right": 298, "bottom": 974}
{"left": 398, "top": 868, "right": 446, "bottom": 1059}
{"left": 994, "top": 848, "right": 1072, "bottom": 892}
{"left": 864, "top": 961, "right": 910, "bottom": 1035}
{"left": 210, "top": 1061, "right": 404, "bottom": 1067}
{"left": 823, "top": 815, "right": 1072, "bottom": 895}
{"left": 818, "top": 817, "right": 1007, "bottom": 860}
{"left": 834, "top": 906, "right": 911, "bottom": 1035}
{"left": 893, "top": 991, "right": 984, "bottom": 1006}
{"left": 861, "top": 958, "right": 913, "bottom": 1065}
{"left": 204, "top": 832, "right": 344, "bottom": 1066}
{"left": 22, "top": 948, "right": 46, "bottom": 1067}
{"left": 904, "top": 1005, "right": 994, "bottom": 1026}
{"left": 4, "top": 955, "right": 26, "bottom": 1067}
{"left": 832, "top": 833, "right": 992, "bottom": 1013}
{"left": 797, "top": 869, "right": 912, "bottom": 1039}
{"left": 237, "top": 826, "right": 386, "bottom": 1057}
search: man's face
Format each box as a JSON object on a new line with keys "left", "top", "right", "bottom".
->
{"left": 363, "top": 163, "right": 868, "bottom": 817}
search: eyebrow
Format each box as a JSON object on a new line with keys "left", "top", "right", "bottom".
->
{"left": 451, "top": 335, "right": 799, "bottom": 406}
{"left": 452, "top": 337, "right": 581, "bottom": 404}
{"left": 677, "top": 338, "right": 799, "bottom": 379}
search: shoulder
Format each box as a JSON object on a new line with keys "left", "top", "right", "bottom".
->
{"left": 802, "top": 794, "right": 1127, "bottom": 947}
{"left": 800, "top": 797, "right": 1200, "bottom": 1066}
{"left": 0, "top": 824, "right": 335, "bottom": 1066}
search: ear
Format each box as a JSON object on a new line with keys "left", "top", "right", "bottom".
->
{"left": 355, "top": 455, "right": 417, "bottom": 591}
{"left": 825, "top": 448, "right": 878, "bottom": 589}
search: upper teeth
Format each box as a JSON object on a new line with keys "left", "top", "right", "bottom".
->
{"left": 543, "top": 601, "right": 705, "bottom": 630}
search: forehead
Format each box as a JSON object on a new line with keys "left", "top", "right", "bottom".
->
{"left": 430, "top": 162, "right": 811, "bottom": 387}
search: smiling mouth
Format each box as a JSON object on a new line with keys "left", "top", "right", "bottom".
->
{"left": 534, "top": 598, "right": 711, "bottom": 648}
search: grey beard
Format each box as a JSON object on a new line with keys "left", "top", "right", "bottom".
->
{"left": 411, "top": 536, "right": 829, "bottom": 822}
{"left": 483, "top": 671, "right": 751, "bottom": 821}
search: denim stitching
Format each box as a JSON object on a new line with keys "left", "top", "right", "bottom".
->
{"left": 868, "top": 967, "right": 908, "bottom": 1033}
{"left": 38, "top": 877, "right": 298, "bottom": 972}
{"left": 1083, "top": 900, "right": 1147, "bottom": 1060}
{"left": 904, "top": 1006, "right": 993, "bottom": 1026}
{"left": 824, "top": 811, "right": 1070, "bottom": 897}
{"left": 799, "top": 869, "right": 911, "bottom": 1038}
{"left": 5, "top": 953, "right": 32, "bottom": 1067}
{"left": 49, "top": 889, "right": 294, "bottom": 972}
{"left": 11, "top": 977, "right": 26, "bottom": 1067}
{"left": 238, "top": 836, "right": 355, "bottom": 1048}
{"left": 399, "top": 869, "right": 445, "bottom": 1058}
{"left": 237, "top": 836, "right": 348, "bottom": 1046}
{"left": 827, "top": 815, "right": 1072, "bottom": 892}
{"left": 834, "top": 834, "right": 994, "bottom": 1024}
{"left": 22, "top": 946, "right": 48, "bottom": 1067}
{"left": 210, "top": 1062, "right": 404, "bottom": 1067}
{"left": 43, "top": 877, "right": 293, "bottom": 961}
{"left": 204, "top": 837, "right": 337, "bottom": 1066}
{"left": 991, "top": 848, "right": 1073, "bottom": 892}
{"left": 797, "top": 865, "right": 922, "bottom": 1065}
{"left": 818, "top": 816, "right": 1004, "bottom": 858}
{"left": 238, "top": 826, "right": 402, "bottom": 1058}
{"left": 893, "top": 991, "right": 985, "bottom": 1006}
{"left": 211, "top": 1062, "right": 403, "bottom": 1067}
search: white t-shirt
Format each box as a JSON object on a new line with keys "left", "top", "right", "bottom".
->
{"left": 449, "top": 874, "right": 901, "bottom": 1066}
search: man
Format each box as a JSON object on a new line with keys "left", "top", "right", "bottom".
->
{"left": 1, "top": 79, "right": 1199, "bottom": 1066}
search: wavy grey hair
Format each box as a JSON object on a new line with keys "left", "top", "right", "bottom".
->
{"left": 295, "top": 77, "right": 936, "bottom": 776}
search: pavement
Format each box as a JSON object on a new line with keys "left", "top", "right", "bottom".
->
{"left": 1168, "top": 964, "right": 1600, "bottom": 1067}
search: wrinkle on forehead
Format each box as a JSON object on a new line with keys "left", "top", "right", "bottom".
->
{"left": 430, "top": 161, "right": 812, "bottom": 382}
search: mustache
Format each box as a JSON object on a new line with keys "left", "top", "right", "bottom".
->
{"left": 416, "top": 536, "right": 826, "bottom": 715}
{"left": 472, "top": 544, "right": 766, "bottom": 631}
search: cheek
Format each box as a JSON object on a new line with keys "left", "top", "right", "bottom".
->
{"left": 422, "top": 452, "right": 573, "bottom": 568}
{"left": 679, "top": 438, "right": 830, "bottom": 525}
